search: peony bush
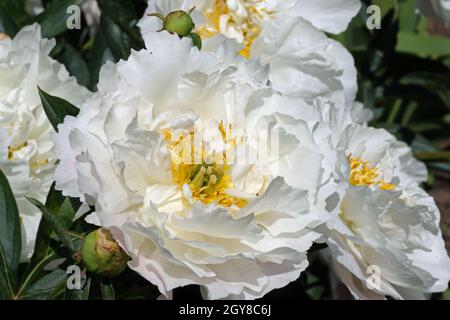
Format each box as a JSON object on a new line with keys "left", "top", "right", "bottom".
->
{"left": 0, "top": 0, "right": 449, "bottom": 301}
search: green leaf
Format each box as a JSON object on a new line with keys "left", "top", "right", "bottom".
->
{"left": 442, "top": 289, "right": 450, "bottom": 300}
{"left": 101, "top": 281, "right": 116, "bottom": 300}
{"left": 26, "top": 197, "right": 75, "bottom": 252}
{"left": 26, "top": 184, "right": 66, "bottom": 272}
{"left": 119, "top": 285, "right": 160, "bottom": 300}
{"left": 51, "top": 41, "right": 91, "bottom": 89}
{"left": 21, "top": 183, "right": 82, "bottom": 294}
{"left": 97, "top": 0, "right": 145, "bottom": 61}
{"left": 0, "top": 170, "right": 21, "bottom": 299}
{"left": 38, "top": 86, "right": 80, "bottom": 132}
{"left": 367, "top": 9, "right": 399, "bottom": 75}
{"left": 397, "top": 31, "right": 450, "bottom": 57}
{"left": 89, "top": 30, "right": 115, "bottom": 90}
{"left": 37, "top": 0, "right": 85, "bottom": 38}
{"left": 400, "top": 72, "right": 450, "bottom": 110}
{"left": 0, "top": 5, "right": 19, "bottom": 37}
{"left": 20, "top": 269, "right": 67, "bottom": 300}
{"left": 65, "top": 276, "right": 91, "bottom": 300}
{"left": 0, "top": 0, "right": 28, "bottom": 27}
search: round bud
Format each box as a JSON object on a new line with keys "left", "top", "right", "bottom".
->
{"left": 82, "top": 229, "right": 129, "bottom": 278}
{"left": 164, "top": 10, "right": 195, "bottom": 37}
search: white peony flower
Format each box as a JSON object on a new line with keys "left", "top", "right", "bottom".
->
{"left": 138, "top": 0, "right": 361, "bottom": 104}
{"left": 53, "top": 31, "right": 345, "bottom": 299}
{"left": 317, "top": 102, "right": 450, "bottom": 299}
{"left": 0, "top": 24, "right": 90, "bottom": 261}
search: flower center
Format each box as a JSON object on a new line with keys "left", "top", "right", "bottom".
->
{"left": 197, "top": 0, "right": 273, "bottom": 58}
{"left": 165, "top": 123, "right": 248, "bottom": 208}
{"left": 7, "top": 141, "right": 28, "bottom": 160}
{"left": 349, "top": 156, "right": 395, "bottom": 190}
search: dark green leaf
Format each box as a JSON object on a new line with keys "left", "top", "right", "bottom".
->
{"left": 20, "top": 269, "right": 67, "bottom": 300}
{"left": 367, "top": 9, "right": 399, "bottom": 76}
{"left": 65, "top": 276, "right": 91, "bottom": 300}
{"left": 37, "top": 0, "right": 85, "bottom": 38}
{"left": 0, "top": 0, "right": 28, "bottom": 26}
{"left": 97, "top": 0, "right": 145, "bottom": 61}
{"left": 0, "top": 5, "right": 19, "bottom": 37}
{"left": 38, "top": 86, "right": 80, "bottom": 132}
{"left": 22, "top": 183, "right": 83, "bottom": 293}
{"left": 26, "top": 197, "right": 75, "bottom": 252}
{"left": 400, "top": 72, "right": 450, "bottom": 110}
{"left": 89, "top": 30, "right": 114, "bottom": 90}
{"left": 0, "top": 170, "right": 21, "bottom": 299}
{"left": 101, "top": 281, "right": 115, "bottom": 300}
{"left": 51, "top": 41, "right": 91, "bottom": 89}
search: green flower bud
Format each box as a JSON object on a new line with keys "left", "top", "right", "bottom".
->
{"left": 164, "top": 10, "right": 195, "bottom": 36}
{"left": 188, "top": 32, "right": 202, "bottom": 50}
{"left": 149, "top": 8, "right": 196, "bottom": 37}
{"left": 82, "top": 229, "right": 129, "bottom": 278}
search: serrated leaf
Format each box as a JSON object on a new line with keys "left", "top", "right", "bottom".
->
{"left": 38, "top": 86, "right": 80, "bottom": 132}
{"left": 0, "top": 170, "right": 21, "bottom": 299}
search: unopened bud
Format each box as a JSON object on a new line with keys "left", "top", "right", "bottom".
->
{"left": 149, "top": 7, "right": 197, "bottom": 37}
{"left": 81, "top": 229, "right": 129, "bottom": 278}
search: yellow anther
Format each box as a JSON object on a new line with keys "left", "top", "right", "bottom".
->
{"left": 7, "top": 141, "right": 28, "bottom": 160}
{"left": 197, "top": 0, "right": 272, "bottom": 59}
{"left": 165, "top": 123, "right": 248, "bottom": 208}
{"left": 349, "top": 156, "right": 396, "bottom": 191}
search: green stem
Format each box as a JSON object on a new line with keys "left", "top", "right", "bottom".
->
{"left": 414, "top": 151, "right": 450, "bottom": 161}
{"left": 387, "top": 99, "right": 402, "bottom": 124}
{"left": 64, "top": 231, "right": 84, "bottom": 240}
{"left": 147, "top": 12, "right": 166, "bottom": 22}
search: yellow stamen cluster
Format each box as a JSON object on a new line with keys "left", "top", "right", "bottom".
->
{"left": 166, "top": 124, "right": 247, "bottom": 208}
{"left": 197, "top": 0, "right": 272, "bottom": 59}
{"left": 349, "top": 157, "right": 395, "bottom": 191}
{"left": 7, "top": 141, "right": 28, "bottom": 160}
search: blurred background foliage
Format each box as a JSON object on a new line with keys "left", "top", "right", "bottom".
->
{"left": 0, "top": 0, "right": 449, "bottom": 300}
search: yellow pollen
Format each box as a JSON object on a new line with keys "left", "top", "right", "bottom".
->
{"left": 165, "top": 125, "right": 248, "bottom": 208}
{"left": 349, "top": 157, "right": 396, "bottom": 190}
{"left": 30, "top": 158, "right": 50, "bottom": 170}
{"left": 7, "top": 141, "right": 28, "bottom": 160}
{"left": 197, "top": 0, "right": 272, "bottom": 59}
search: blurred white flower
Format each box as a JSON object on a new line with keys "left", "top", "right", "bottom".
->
{"left": 138, "top": 0, "right": 361, "bottom": 104}
{"left": 53, "top": 31, "right": 344, "bottom": 299}
{"left": 317, "top": 103, "right": 450, "bottom": 299}
{"left": 0, "top": 24, "right": 90, "bottom": 261}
